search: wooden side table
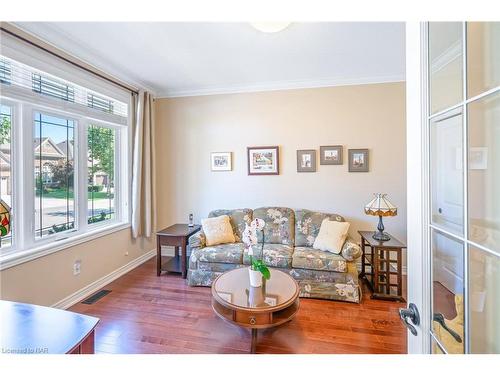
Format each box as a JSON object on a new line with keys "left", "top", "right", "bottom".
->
{"left": 358, "top": 230, "right": 406, "bottom": 302}
{"left": 0, "top": 300, "right": 99, "bottom": 354}
{"left": 156, "top": 224, "right": 201, "bottom": 278}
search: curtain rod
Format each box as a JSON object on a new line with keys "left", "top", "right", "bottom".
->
{"left": 0, "top": 26, "right": 139, "bottom": 96}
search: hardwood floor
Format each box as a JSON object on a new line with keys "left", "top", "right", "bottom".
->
{"left": 69, "top": 258, "right": 407, "bottom": 354}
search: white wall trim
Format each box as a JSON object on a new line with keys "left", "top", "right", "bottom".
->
{"left": 51, "top": 248, "right": 156, "bottom": 310}
{"left": 157, "top": 75, "right": 406, "bottom": 98}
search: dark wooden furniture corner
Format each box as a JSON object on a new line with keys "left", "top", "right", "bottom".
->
{"left": 358, "top": 230, "right": 406, "bottom": 302}
{"left": 156, "top": 224, "right": 201, "bottom": 278}
{"left": 0, "top": 300, "right": 99, "bottom": 354}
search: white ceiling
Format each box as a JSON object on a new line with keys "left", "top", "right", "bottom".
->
{"left": 16, "top": 22, "right": 406, "bottom": 97}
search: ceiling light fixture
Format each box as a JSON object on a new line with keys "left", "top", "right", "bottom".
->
{"left": 250, "top": 22, "right": 292, "bottom": 33}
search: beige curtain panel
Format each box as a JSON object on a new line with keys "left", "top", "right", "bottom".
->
{"left": 131, "top": 91, "right": 156, "bottom": 238}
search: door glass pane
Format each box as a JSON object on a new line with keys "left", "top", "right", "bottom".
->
{"left": 430, "top": 109, "right": 464, "bottom": 235}
{"left": 468, "top": 91, "right": 500, "bottom": 253}
{"left": 469, "top": 246, "right": 500, "bottom": 353}
{"left": 429, "top": 22, "right": 463, "bottom": 114}
{"left": 0, "top": 104, "right": 12, "bottom": 248}
{"left": 467, "top": 22, "right": 500, "bottom": 98}
{"left": 34, "top": 112, "right": 75, "bottom": 238}
{"left": 432, "top": 337, "right": 446, "bottom": 354}
{"left": 87, "top": 124, "right": 115, "bottom": 225}
{"left": 431, "top": 229, "right": 464, "bottom": 354}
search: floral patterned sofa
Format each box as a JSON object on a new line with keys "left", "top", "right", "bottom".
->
{"left": 187, "top": 207, "right": 362, "bottom": 303}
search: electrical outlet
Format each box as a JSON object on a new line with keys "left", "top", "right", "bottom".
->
{"left": 125, "top": 251, "right": 129, "bottom": 256}
{"left": 73, "top": 260, "right": 81, "bottom": 276}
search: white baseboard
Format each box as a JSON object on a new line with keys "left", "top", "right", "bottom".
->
{"left": 52, "top": 249, "right": 156, "bottom": 310}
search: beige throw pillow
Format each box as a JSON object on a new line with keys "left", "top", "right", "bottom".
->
{"left": 201, "top": 215, "right": 236, "bottom": 246}
{"left": 313, "top": 218, "right": 350, "bottom": 254}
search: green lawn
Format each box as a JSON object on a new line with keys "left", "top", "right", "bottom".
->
{"left": 36, "top": 188, "right": 112, "bottom": 200}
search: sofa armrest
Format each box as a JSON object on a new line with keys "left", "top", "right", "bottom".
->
{"left": 189, "top": 230, "right": 206, "bottom": 250}
{"left": 341, "top": 237, "right": 362, "bottom": 261}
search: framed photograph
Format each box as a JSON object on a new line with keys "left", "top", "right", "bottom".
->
{"left": 296, "top": 149, "right": 316, "bottom": 172}
{"left": 456, "top": 147, "right": 488, "bottom": 170}
{"left": 320, "top": 145, "right": 343, "bottom": 165}
{"left": 348, "top": 149, "right": 369, "bottom": 172}
{"left": 247, "top": 146, "right": 279, "bottom": 175}
{"left": 218, "top": 292, "right": 232, "bottom": 303}
{"left": 211, "top": 152, "right": 232, "bottom": 171}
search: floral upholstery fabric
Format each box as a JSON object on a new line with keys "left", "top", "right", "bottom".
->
{"left": 295, "top": 209, "right": 345, "bottom": 247}
{"left": 341, "top": 237, "right": 362, "bottom": 261}
{"left": 253, "top": 207, "right": 295, "bottom": 245}
{"left": 189, "top": 243, "right": 245, "bottom": 267}
{"left": 188, "top": 231, "right": 206, "bottom": 250}
{"left": 292, "top": 247, "right": 347, "bottom": 272}
{"left": 243, "top": 244, "right": 294, "bottom": 269}
{"left": 208, "top": 208, "right": 253, "bottom": 241}
{"left": 187, "top": 207, "right": 361, "bottom": 303}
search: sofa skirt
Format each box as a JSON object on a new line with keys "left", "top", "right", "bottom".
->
{"left": 187, "top": 262, "right": 360, "bottom": 304}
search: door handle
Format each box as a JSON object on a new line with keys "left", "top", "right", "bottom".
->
{"left": 399, "top": 303, "right": 420, "bottom": 336}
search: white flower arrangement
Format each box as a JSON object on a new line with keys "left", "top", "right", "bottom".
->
{"left": 242, "top": 218, "right": 270, "bottom": 280}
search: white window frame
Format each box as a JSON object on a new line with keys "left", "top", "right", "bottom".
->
{"left": 0, "top": 92, "right": 130, "bottom": 270}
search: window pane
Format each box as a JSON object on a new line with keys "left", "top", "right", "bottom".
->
{"left": 0, "top": 104, "right": 13, "bottom": 248}
{"left": 467, "top": 22, "right": 500, "bottom": 98}
{"left": 431, "top": 229, "right": 464, "bottom": 354}
{"left": 87, "top": 124, "right": 115, "bottom": 225}
{"left": 429, "top": 22, "right": 463, "bottom": 114}
{"left": 469, "top": 246, "right": 500, "bottom": 353}
{"left": 468, "top": 91, "right": 500, "bottom": 253}
{"left": 34, "top": 112, "right": 75, "bottom": 238}
{"left": 430, "top": 109, "right": 464, "bottom": 235}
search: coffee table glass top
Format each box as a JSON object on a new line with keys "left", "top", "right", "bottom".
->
{"left": 212, "top": 268, "right": 298, "bottom": 310}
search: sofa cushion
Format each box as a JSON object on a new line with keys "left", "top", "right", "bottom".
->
{"left": 292, "top": 247, "right": 347, "bottom": 272}
{"left": 201, "top": 215, "right": 236, "bottom": 246}
{"left": 313, "top": 219, "right": 350, "bottom": 254}
{"left": 295, "top": 209, "right": 345, "bottom": 247}
{"left": 209, "top": 208, "right": 253, "bottom": 241}
{"left": 253, "top": 207, "right": 295, "bottom": 246}
{"left": 243, "top": 244, "right": 294, "bottom": 269}
{"left": 190, "top": 243, "right": 245, "bottom": 265}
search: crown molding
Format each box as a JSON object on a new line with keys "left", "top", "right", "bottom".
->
{"left": 9, "top": 22, "right": 158, "bottom": 96}
{"left": 156, "top": 74, "right": 406, "bottom": 98}
{"left": 430, "top": 40, "right": 462, "bottom": 74}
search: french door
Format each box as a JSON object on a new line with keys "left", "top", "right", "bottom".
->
{"left": 405, "top": 22, "right": 500, "bottom": 354}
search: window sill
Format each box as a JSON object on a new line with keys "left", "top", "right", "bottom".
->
{"left": 0, "top": 222, "right": 131, "bottom": 271}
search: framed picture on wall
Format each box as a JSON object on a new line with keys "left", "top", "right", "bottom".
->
{"left": 247, "top": 146, "right": 279, "bottom": 175}
{"left": 320, "top": 145, "right": 343, "bottom": 165}
{"left": 348, "top": 149, "right": 369, "bottom": 172}
{"left": 297, "top": 149, "right": 316, "bottom": 172}
{"left": 211, "top": 152, "right": 232, "bottom": 171}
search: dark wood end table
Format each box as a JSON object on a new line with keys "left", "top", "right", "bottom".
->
{"left": 156, "top": 224, "right": 201, "bottom": 278}
{"left": 358, "top": 230, "right": 406, "bottom": 302}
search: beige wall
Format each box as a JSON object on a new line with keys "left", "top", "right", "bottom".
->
{"left": 155, "top": 83, "right": 407, "bottom": 244}
{"left": 0, "top": 229, "right": 154, "bottom": 306}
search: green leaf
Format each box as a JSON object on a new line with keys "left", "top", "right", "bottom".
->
{"left": 256, "top": 264, "right": 271, "bottom": 280}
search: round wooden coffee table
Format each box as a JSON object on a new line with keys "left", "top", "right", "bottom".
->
{"left": 211, "top": 267, "right": 300, "bottom": 353}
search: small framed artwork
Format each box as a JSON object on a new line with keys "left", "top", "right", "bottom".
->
{"left": 455, "top": 147, "right": 488, "bottom": 170}
{"left": 348, "top": 149, "right": 369, "bottom": 172}
{"left": 211, "top": 152, "right": 232, "bottom": 171}
{"left": 247, "top": 146, "right": 279, "bottom": 175}
{"left": 320, "top": 145, "right": 343, "bottom": 165}
{"left": 297, "top": 149, "right": 316, "bottom": 172}
{"left": 218, "top": 292, "right": 232, "bottom": 303}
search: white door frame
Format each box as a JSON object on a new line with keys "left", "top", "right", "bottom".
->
{"left": 405, "top": 21, "right": 431, "bottom": 354}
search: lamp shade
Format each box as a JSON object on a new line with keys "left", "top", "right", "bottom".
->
{"left": 364, "top": 193, "right": 397, "bottom": 217}
{"left": 0, "top": 199, "right": 11, "bottom": 237}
